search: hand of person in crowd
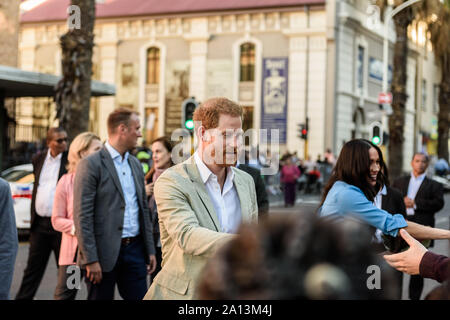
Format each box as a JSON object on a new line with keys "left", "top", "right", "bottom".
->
{"left": 86, "top": 261, "right": 103, "bottom": 284}
{"left": 383, "top": 229, "right": 427, "bottom": 275}
{"left": 145, "top": 182, "right": 154, "bottom": 197}
{"left": 403, "top": 197, "right": 414, "bottom": 208}
{"left": 147, "top": 255, "right": 157, "bottom": 274}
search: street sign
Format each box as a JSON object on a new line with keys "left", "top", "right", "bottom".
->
{"left": 378, "top": 92, "right": 392, "bottom": 104}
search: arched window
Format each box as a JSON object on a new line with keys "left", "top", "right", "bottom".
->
{"left": 146, "top": 47, "right": 160, "bottom": 84}
{"left": 240, "top": 42, "right": 255, "bottom": 82}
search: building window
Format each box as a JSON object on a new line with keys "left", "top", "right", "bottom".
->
{"left": 146, "top": 47, "right": 160, "bottom": 84}
{"left": 422, "top": 79, "right": 427, "bottom": 111}
{"left": 357, "top": 45, "right": 365, "bottom": 91}
{"left": 240, "top": 42, "right": 255, "bottom": 82}
{"left": 433, "top": 84, "right": 439, "bottom": 113}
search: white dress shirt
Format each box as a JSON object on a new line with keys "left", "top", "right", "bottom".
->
{"left": 406, "top": 172, "right": 426, "bottom": 216}
{"left": 373, "top": 185, "right": 387, "bottom": 243}
{"left": 35, "top": 150, "right": 62, "bottom": 217}
{"left": 194, "top": 151, "right": 242, "bottom": 234}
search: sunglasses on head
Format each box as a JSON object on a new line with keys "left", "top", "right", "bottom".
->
{"left": 55, "top": 138, "right": 68, "bottom": 144}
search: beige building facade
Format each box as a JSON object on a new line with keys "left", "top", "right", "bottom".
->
{"left": 19, "top": 0, "right": 329, "bottom": 158}
{"left": 0, "top": 0, "right": 21, "bottom": 67}
{"left": 17, "top": 0, "right": 443, "bottom": 169}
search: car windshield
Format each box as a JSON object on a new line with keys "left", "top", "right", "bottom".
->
{"left": 1, "top": 170, "right": 33, "bottom": 182}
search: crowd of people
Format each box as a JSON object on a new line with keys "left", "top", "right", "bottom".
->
{"left": 0, "top": 96, "right": 449, "bottom": 300}
{"left": 277, "top": 149, "right": 335, "bottom": 207}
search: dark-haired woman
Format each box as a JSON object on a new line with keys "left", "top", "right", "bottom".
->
{"left": 319, "top": 139, "right": 450, "bottom": 242}
{"left": 144, "top": 137, "right": 173, "bottom": 281}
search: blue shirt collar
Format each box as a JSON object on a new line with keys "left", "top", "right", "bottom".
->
{"left": 105, "top": 141, "right": 129, "bottom": 163}
{"left": 410, "top": 172, "right": 426, "bottom": 181}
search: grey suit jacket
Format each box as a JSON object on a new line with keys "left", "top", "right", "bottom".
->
{"left": 0, "top": 178, "right": 18, "bottom": 300}
{"left": 73, "top": 147, "right": 155, "bottom": 272}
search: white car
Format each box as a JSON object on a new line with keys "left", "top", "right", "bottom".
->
{"left": 1, "top": 164, "right": 33, "bottom": 234}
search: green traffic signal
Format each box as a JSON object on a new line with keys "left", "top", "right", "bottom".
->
{"left": 185, "top": 119, "right": 194, "bottom": 130}
{"left": 372, "top": 136, "right": 381, "bottom": 145}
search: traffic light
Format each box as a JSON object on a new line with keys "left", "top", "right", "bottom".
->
{"left": 297, "top": 123, "right": 308, "bottom": 140}
{"left": 301, "top": 126, "right": 308, "bottom": 140}
{"left": 181, "top": 97, "right": 198, "bottom": 131}
{"left": 370, "top": 122, "right": 382, "bottom": 146}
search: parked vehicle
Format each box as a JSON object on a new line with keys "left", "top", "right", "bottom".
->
{"left": 1, "top": 164, "right": 33, "bottom": 234}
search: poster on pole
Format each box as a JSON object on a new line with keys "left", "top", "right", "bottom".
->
{"left": 261, "top": 57, "right": 288, "bottom": 144}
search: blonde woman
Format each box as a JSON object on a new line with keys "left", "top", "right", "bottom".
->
{"left": 51, "top": 132, "right": 102, "bottom": 300}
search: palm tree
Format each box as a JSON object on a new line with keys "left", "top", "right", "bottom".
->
{"left": 416, "top": 0, "right": 450, "bottom": 162}
{"left": 376, "top": 0, "right": 415, "bottom": 179}
{"left": 55, "top": 0, "right": 96, "bottom": 142}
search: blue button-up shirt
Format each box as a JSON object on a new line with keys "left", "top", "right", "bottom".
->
{"left": 319, "top": 181, "right": 408, "bottom": 237}
{"left": 105, "top": 141, "right": 140, "bottom": 238}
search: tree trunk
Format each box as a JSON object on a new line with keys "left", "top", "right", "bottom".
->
{"left": 388, "top": 7, "right": 413, "bottom": 180}
{"left": 437, "top": 64, "right": 450, "bottom": 162}
{"left": 55, "top": 0, "right": 96, "bottom": 142}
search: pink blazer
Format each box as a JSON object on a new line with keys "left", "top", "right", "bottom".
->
{"left": 51, "top": 172, "right": 77, "bottom": 266}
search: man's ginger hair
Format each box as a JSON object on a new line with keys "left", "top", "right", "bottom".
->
{"left": 193, "top": 97, "right": 243, "bottom": 130}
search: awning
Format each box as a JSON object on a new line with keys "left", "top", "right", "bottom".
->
{"left": 0, "top": 65, "right": 115, "bottom": 98}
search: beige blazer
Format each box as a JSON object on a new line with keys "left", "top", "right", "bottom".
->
{"left": 143, "top": 155, "right": 258, "bottom": 300}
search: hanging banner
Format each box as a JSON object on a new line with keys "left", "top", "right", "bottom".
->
{"left": 261, "top": 57, "right": 288, "bottom": 144}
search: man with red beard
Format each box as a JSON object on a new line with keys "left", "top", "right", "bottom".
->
{"left": 144, "top": 97, "right": 258, "bottom": 300}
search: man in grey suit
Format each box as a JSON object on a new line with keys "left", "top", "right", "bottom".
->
{"left": 0, "top": 177, "right": 18, "bottom": 300}
{"left": 73, "top": 107, "right": 156, "bottom": 300}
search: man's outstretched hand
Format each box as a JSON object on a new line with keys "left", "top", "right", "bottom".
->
{"left": 383, "top": 229, "right": 427, "bottom": 275}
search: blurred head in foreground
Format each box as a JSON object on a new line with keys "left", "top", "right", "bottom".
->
{"left": 197, "top": 211, "right": 397, "bottom": 300}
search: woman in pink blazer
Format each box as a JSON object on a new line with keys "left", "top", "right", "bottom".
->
{"left": 52, "top": 132, "right": 102, "bottom": 300}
